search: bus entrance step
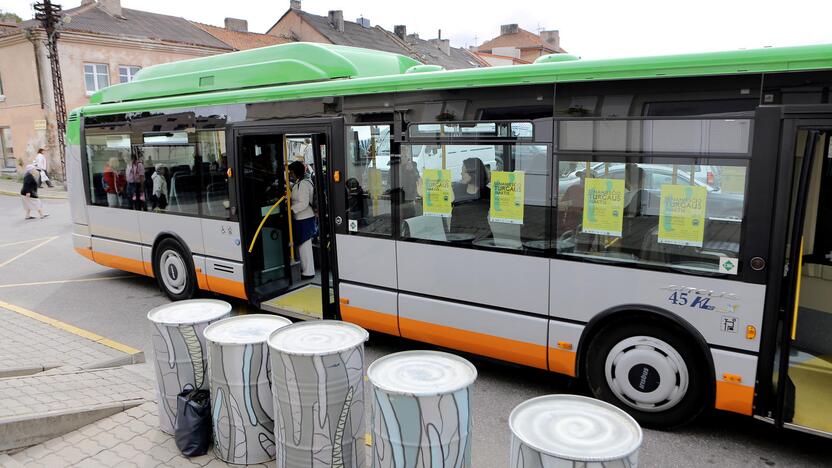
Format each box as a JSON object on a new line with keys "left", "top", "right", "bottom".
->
{"left": 0, "top": 365, "right": 154, "bottom": 452}
{"left": 261, "top": 284, "right": 330, "bottom": 321}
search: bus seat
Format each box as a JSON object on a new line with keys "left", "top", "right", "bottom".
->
{"left": 403, "top": 215, "right": 447, "bottom": 241}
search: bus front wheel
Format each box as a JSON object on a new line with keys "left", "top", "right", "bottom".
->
{"left": 154, "top": 238, "right": 197, "bottom": 301}
{"left": 585, "top": 322, "right": 708, "bottom": 428}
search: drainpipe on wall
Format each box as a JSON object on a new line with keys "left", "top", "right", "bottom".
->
{"left": 24, "top": 28, "right": 46, "bottom": 109}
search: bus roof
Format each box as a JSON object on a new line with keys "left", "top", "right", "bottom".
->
{"left": 79, "top": 42, "right": 832, "bottom": 117}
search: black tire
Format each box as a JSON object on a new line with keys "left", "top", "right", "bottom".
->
{"left": 153, "top": 238, "right": 197, "bottom": 301}
{"left": 585, "top": 320, "right": 709, "bottom": 429}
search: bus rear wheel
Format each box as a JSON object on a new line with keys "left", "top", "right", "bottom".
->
{"left": 154, "top": 238, "right": 197, "bottom": 301}
{"left": 585, "top": 321, "right": 708, "bottom": 428}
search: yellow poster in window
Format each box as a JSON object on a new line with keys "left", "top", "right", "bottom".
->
{"left": 490, "top": 171, "right": 525, "bottom": 224}
{"left": 658, "top": 184, "right": 708, "bottom": 247}
{"left": 582, "top": 178, "right": 625, "bottom": 236}
{"left": 422, "top": 169, "right": 452, "bottom": 217}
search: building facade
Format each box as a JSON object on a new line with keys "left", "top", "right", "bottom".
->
{"left": 474, "top": 23, "right": 567, "bottom": 65}
{"left": 0, "top": 0, "right": 236, "bottom": 179}
{"left": 267, "top": 0, "right": 487, "bottom": 71}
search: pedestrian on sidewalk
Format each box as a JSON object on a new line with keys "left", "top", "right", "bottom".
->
{"left": 32, "top": 148, "right": 54, "bottom": 188}
{"left": 20, "top": 165, "right": 48, "bottom": 219}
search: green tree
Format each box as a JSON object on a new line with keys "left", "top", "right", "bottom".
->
{"left": 0, "top": 10, "right": 23, "bottom": 23}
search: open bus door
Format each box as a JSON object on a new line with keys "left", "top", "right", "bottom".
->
{"left": 773, "top": 110, "right": 832, "bottom": 437}
{"left": 231, "top": 119, "right": 343, "bottom": 321}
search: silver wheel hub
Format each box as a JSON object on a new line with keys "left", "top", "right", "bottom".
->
{"left": 604, "top": 336, "right": 689, "bottom": 412}
{"left": 160, "top": 250, "right": 187, "bottom": 295}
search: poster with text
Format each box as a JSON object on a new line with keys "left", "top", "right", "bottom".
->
{"left": 422, "top": 169, "right": 452, "bottom": 217}
{"left": 582, "top": 178, "right": 626, "bottom": 236}
{"left": 490, "top": 171, "right": 525, "bottom": 224}
{"left": 658, "top": 184, "right": 708, "bottom": 247}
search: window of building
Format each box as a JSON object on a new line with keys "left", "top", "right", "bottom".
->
{"left": 399, "top": 142, "right": 551, "bottom": 250}
{"left": 345, "top": 124, "right": 393, "bottom": 236}
{"left": 0, "top": 72, "right": 5, "bottom": 99}
{"left": 118, "top": 66, "right": 141, "bottom": 84}
{"left": 555, "top": 160, "right": 748, "bottom": 274}
{"left": 1, "top": 128, "right": 14, "bottom": 169}
{"left": 84, "top": 63, "right": 109, "bottom": 95}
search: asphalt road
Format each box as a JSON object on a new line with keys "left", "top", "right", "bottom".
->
{"left": 0, "top": 195, "right": 828, "bottom": 467}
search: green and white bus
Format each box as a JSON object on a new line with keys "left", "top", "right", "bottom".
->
{"left": 67, "top": 42, "right": 832, "bottom": 432}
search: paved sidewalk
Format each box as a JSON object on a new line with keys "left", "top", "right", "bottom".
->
{"left": 8, "top": 402, "right": 271, "bottom": 468}
{"left": 0, "top": 306, "right": 140, "bottom": 378}
{"left": 0, "top": 178, "right": 67, "bottom": 200}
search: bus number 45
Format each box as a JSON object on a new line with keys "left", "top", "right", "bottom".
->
{"left": 668, "top": 292, "right": 716, "bottom": 310}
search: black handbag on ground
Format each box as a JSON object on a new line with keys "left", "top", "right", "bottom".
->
{"left": 174, "top": 388, "right": 212, "bottom": 457}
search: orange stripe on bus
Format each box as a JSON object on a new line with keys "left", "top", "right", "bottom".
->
{"left": 715, "top": 380, "right": 754, "bottom": 416}
{"left": 195, "top": 267, "right": 209, "bottom": 291}
{"left": 143, "top": 261, "right": 154, "bottom": 278}
{"left": 399, "top": 316, "right": 548, "bottom": 370}
{"left": 92, "top": 251, "right": 147, "bottom": 276}
{"left": 548, "top": 347, "right": 577, "bottom": 377}
{"left": 341, "top": 304, "right": 400, "bottom": 336}
{"left": 206, "top": 275, "right": 247, "bottom": 300}
{"left": 74, "top": 247, "right": 94, "bottom": 261}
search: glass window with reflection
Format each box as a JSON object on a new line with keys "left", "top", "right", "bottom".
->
{"left": 556, "top": 160, "right": 748, "bottom": 274}
{"left": 345, "top": 125, "right": 393, "bottom": 235}
{"left": 400, "top": 143, "right": 550, "bottom": 251}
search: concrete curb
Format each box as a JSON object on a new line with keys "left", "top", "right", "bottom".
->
{"left": 0, "top": 401, "right": 144, "bottom": 453}
{"left": 0, "top": 365, "right": 60, "bottom": 379}
{"left": 0, "top": 190, "right": 68, "bottom": 200}
{"left": 82, "top": 351, "right": 146, "bottom": 370}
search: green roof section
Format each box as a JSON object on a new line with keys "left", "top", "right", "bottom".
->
{"left": 89, "top": 42, "right": 421, "bottom": 104}
{"left": 79, "top": 43, "right": 832, "bottom": 116}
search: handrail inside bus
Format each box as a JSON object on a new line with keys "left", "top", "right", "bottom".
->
{"left": 248, "top": 195, "right": 286, "bottom": 254}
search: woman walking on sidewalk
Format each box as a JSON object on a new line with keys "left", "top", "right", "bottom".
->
{"left": 33, "top": 148, "right": 54, "bottom": 188}
{"left": 20, "top": 165, "right": 48, "bottom": 219}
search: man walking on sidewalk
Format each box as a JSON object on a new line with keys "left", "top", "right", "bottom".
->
{"left": 33, "top": 148, "right": 54, "bottom": 188}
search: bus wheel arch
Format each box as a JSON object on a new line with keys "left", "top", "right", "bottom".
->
{"left": 152, "top": 233, "right": 197, "bottom": 301}
{"left": 578, "top": 305, "right": 715, "bottom": 428}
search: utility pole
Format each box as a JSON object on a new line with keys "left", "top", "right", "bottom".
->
{"left": 34, "top": 0, "right": 67, "bottom": 182}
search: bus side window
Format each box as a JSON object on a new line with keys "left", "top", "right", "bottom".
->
{"left": 345, "top": 125, "right": 393, "bottom": 236}
{"left": 556, "top": 160, "right": 748, "bottom": 274}
{"left": 197, "top": 130, "right": 230, "bottom": 219}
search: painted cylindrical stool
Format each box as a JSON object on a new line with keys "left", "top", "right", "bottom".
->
{"left": 147, "top": 299, "right": 231, "bottom": 434}
{"left": 268, "top": 320, "right": 369, "bottom": 468}
{"left": 368, "top": 350, "right": 478, "bottom": 468}
{"left": 509, "top": 394, "right": 643, "bottom": 468}
{"left": 204, "top": 314, "right": 292, "bottom": 464}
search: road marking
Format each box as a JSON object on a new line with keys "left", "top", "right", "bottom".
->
{"left": 0, "top": 299, "right": 143, "bottom": 355}
{"left": 0, "top": 236, "right": 58, "bottom": 268}
{"left": 0, "top": 275, "right": 136, "bottom": 289}
{"left": 0, "top": 236, "right": 57, "bottom": 248}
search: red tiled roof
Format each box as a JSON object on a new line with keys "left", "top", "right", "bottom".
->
{"left": 192, "top": 22, "right": 291, "bottom": 51}
{"left": 477, "top": 27, "right": 563, "bottom": 53}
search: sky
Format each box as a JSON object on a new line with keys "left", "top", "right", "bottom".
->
{"left": 4, "top": 0, "right": 832, "bottom": 59}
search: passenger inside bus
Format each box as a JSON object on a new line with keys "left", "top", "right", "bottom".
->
{"left": 450, "top": 157, "right": 492, "bottom": 240}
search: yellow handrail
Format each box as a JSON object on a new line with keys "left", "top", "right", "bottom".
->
{"left": 247, "top": 195, "right": 286, "bottom": 253}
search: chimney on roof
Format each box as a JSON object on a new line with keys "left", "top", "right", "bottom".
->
{"left": 99, "top": 0, "right": 122, "bottom": 17}
{"left": 429, "top": 38, "right": 451, "bottom": 56}
{"left": 356, "top": 16, "right": 371, "bottom": 28}
{"left": 289, "top": 0, "right": 302, "bottom": 10}
{"left": 328, "top": 10, "right": 344, "bottom": 33}
{"left": 394, "top": 25, "right": 406, "bottom": 41}
{"left": 81, "top": 0, "right": 95, "bottom": 5}
{"left": 500, "top": 23, "right": 519, "bottom": 35}
{"left": 540, "top": 30, "right": 560, "bottom": 49}
{"left": 224, "top": 18, "right": 248, "bottom": 33}
{"left": 406, "top": 33, "right": 419, "bottom": 42}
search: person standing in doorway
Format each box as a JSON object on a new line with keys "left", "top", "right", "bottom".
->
{"left": 20, "top": 165, "right": 47, "bottom": 219}
{"left": 288, "top": 161, "right": 317, "bottom": 279}
{"left": 33, "top": 148, "right": 54, "bottom": 188}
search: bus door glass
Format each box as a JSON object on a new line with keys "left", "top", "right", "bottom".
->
{"left": 238, "top": 133, "right": 292, "bottom": 300}
{"left": 779, "top": 129, "right": 832, "bottom": 435}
